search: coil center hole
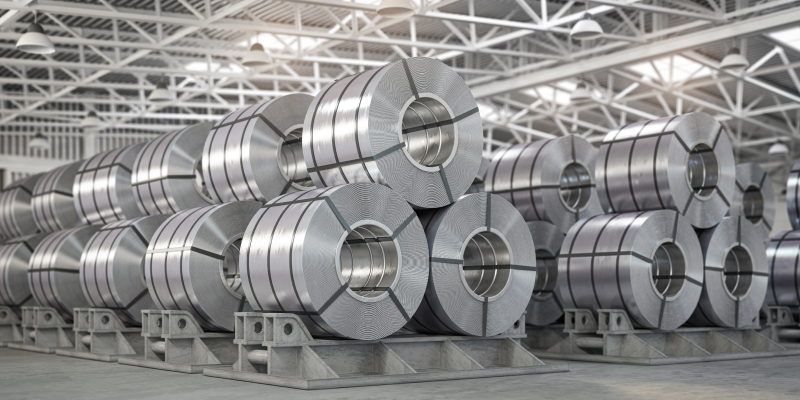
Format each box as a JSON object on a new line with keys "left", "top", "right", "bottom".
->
{"left": 651, "top": 242, "right": 687, "bottom": 299}
{"left": 462, "top": 231, "right": 511, "bottom": 298}
{"left": 278, "top": 127, "right": 314, "bottom": 189}
{"left": 193, "top": 157, "right": 213, "bottom": 203}
{"left": 686, "top": 143, "right": 719, "bottom": 198}
{"left": 559, "top": 162, "right": 592, "bottom": 212}
{"left": 741, "top": 185, "right": 764, "bottom": 225}
{"left": 724, "top": 245, "right": 753, "bottom": 297}
{"left": 401, "top": 97, "right": 455, "bottom": 168}
{"left": 221, "top": 238, "right": 244, "bottom": 296}
{"left": 532, "top": 249, "right": 558, "bottom": 299}
{"left": 339, "top": 225, "right": 399, "bottom": 299}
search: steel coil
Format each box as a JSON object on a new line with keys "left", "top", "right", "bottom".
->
{"left": 596, "top": 112, "right": 735, "bottom": 229}
{"left": 766, "top": 230, "right": 800, "bottom": 307}
{"left": 485, "top": 136, "right": 602, "bottom": 234}
{"left": 80, "top": 215, "right": 169, "bottom": 325}
{"left": 558, "top": 210, "right": 703, "bottom": 330}
{"left": 786, "top": 158, "right": 800, "bottom": 230}
{"left": 74, "top": 143, "right": 146, "bottom": 225}
{"left": 687, "top": 216, "right": 767, "bottom": 327}
{"left": 132, "top": 122, "right": 214, "bottom": 215}
{"left": 302, "top": 57, "right": 483, "bottom": 209}
{"left": 241, "top": 182, "right": 429, "bottom": 340}
{"left": 32, "top": 161, "right": 84, "bottom": 233}
{"left": 727, "top": 163, "right": 774, "bottom": 239}
{"left": 28, "top": 225, "right": 102, "bottom": 320}
{"left": 0, "top": 174, "right": 43, "bottom": 239}
{"left": 404, "top": 193, "right": 536, "bottom": 336}
{"left": 145, "top": 201, "right": 259, "bottom": 332}
{"left": 525, "top": 220, "right": 565, "bottom": 326}
{"left": 465, "top": 157, "right": 491, "bottom": 194}
{"left": 202, "top": 94, "right": 315, "bottom": 204}
{"left": 0, "top": 233, "right": 49, "bottom": 309}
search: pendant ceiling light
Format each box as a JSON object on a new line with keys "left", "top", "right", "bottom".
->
{"left": 720, "top": 47, "right": 749, "bottom": 71}
{"left": 242, "top": 42, "right": 272, "bottom": 67}
{"left": 377, "top": 0, "right": 415, "bottom": 18}
{"left": 570, "top": 81, "right": 593, "bottom": 103}
{"left": 80, "top": 110, "right": 102, "bottom": 128}
{"left": 28, "top": 132, "right": 50, "bottom": 150}
{"left": 16, "top": 12, "right": 56, "bottom": 55}
{"left": 570, "top": 2, "right": 603, "bottom": 41}
{"left": 148, "top": 75, "right": 172, "bottom": 102}
{"left": 768, "top": 141, "right": 789, "bottom": 155}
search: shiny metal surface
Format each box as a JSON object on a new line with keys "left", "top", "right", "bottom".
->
{"left": 80, "top": 215, "right": 169, "bottom": 325}
{"left": 144, "top": 201, "right": 259, "bottom": 332}
{"left": 240, "top": 182, "right": 428, "bottom": 340}
{"left": 32, "top": 161, "right": 84, "bottom": 233}
{"left": 302, "top": 57, "right": 483, "bottom": 209}
{"left": 132, "top": 122, "right": 214, "bottom": 215}
{"left": 485, "top": 135, "right": 602, "bottom": 234}
{"left": 727, "top": 163, "right": 774, "bottom": 239}
{"left": 0, "top": 174, "right": 43, "bottom": 239}
{"left": 465, "top": 157, "right": 491, "bottom": 194}
{"left": 766, "top": 230, "right": 800, "bottom": 307}
{"left": 525, "top": 220, "right": 565, "bottom": 326}
{"left": 786, "top": 158, "right": 800, "bottom": 230}
{"left": 688, "top": 216, "right": 767, "bottom": 328}
{"left": 405, "top": 193, "right": 535, "bottom": 336}
{"left": 0, "top": 233, "right": 49, "bottom": 309}
{"left": 558, "top": 210, "right": 703, "bottom": 330}
{"left": 73, "top": 143, "right": 146, "bottom": 225}
{"left": 28, "top": 225, "right": 101, "bottom": 320}
{"left": 596, "top": 112, "right": 735, "bottom": 229}
{"left": 202, "top": 94, "right": 314, "bottom": 204}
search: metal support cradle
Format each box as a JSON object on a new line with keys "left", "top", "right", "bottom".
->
{"left": 758, "top": 306, "right": 800, "bottom": 349}
{"left": 0, "top": 305, "right": 23, "bottom": 347}
{"left": 7, "top": 306, "right": 73, "bottom": 353}
{"left": 55, "top": 308, "right": 144, "bottom": 362}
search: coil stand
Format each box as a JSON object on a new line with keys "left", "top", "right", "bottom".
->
{"left": 7, "top": 306, "right": 73, "bottom": 353}
{"left": 758, "top": 306, "right": 800, "bottom": 349}
{"left": 55, "top": 308, "right": 143, "bottom": 362}
{"left": 0, "top": 306, "right": 23, "bottom": 347}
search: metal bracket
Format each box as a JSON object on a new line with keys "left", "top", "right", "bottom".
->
{"left": 6, "top": 306, "right": 73, "bottom": 354}
{"left": 758, "top": 306, "right": 800, "bottom": 347}
{"left": 55, "top": 308, "right": 143, "bottom": 362}
{"left": 0, "top": 305, "right": 23, "bottom": 347}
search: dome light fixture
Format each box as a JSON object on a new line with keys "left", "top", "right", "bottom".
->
{"left": 242, "top": 42, "right": 272, "bottom": 67}
{"left": 570, "top": 81, "right": 593, "bottom": 103}
{"left": 768, "top": 141, "right": 789, "bottom": 155}
{"left": 80, "top": 110, "right": 102, "bottom": 128}
{"left": 28, "top": 132, "right": 50, "bottom": 150}
{"left": 16, "top": 12, "right": 56, "bottom": 55}
{"left": 720, "top": 47, "right": 749, "bottom": 71}
{"left": 377, "top": 0, "right": 415, "bottom": 19}
{"left": 148, "top": 75, "right": 172, "bottom": 102}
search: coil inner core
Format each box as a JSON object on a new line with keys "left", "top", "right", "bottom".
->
{"left": 723, "top": 245, "right": 753, "bottom": 297}
{"left": 686, "top": 143, "right": 719, "bottom": 198}
{"left": 559, "top": 162, "right": 593, "bottom": 211}
{"left": 278, "top": 127, "right": 313, "bottom": 189}
{"left": 651, "top": 242, "right": 687, "bottom": 299}
{"left": 339, "top": 225, "right": 399, "bottom": 299}
{"left": 221, "top": 238, "right": 244, "bottom": 296}
{"left": 462, "top": 231, "right": 512, "bottom": 298}
{"left": 193, "top": 157, "right": 213, "bottom": 203}
{"left": 741, "top": 185, "right": 764, "bottom": 225}
{"left": 532, "top": 249, "right": 558, "bottom": 298}
{"left": 401, "top": 97, "right": 455, "bottom": 168}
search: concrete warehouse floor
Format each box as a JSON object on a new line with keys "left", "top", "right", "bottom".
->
{"left": 1, "top": 348, "right": 798, "bottom": 399}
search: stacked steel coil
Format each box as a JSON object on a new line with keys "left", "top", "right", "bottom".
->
{"left": 485, "top": 135, "right": 602, "bottom": 234}
{"left": 0, "top": 233, "right": 49, "bottom": 309}
{"left": 786, "top": 158, "right": 800, "bottom": 230}
{"left": 202, "top": 94, "right": 315, "bottom": 204}
{"left": 728, "top": 163, "right": 774, "bottom": 239}
{"left": 558, "top": 210, "right": 703, "bottom": 330}
{"left": 596, "top": 112, "right": 735, "bottom": 229}
{"left": 31, "top": 161, "right": 84, "bottom": 233}
{"left": 405, "top": 193, "right": 536, "bottom": 336}
{"left": 465, "top": 157, "right": 491, "bottom": 194}
{"left": 0, "top": 174, "right": 43, "bottom": 239}
{"left": 766, "top": 230, "right": 800, "bottom": 307}
{"left": 28, "top": 225, "right": 101, "bottom": 320}
{"left": 131, "top": 122, "right": 214, "bottom": 215}
{"left": 525, "top": 221, "right": 565, "bottom": 326}
{"left": 302, "top": 57, "right": 483, "bottom": 209}
{"left": 80, "top": 215, "right": 169, "bottom": 325}
{"left": 145, "top": 201, "right": 260, "bottom": 332}
{"left": 73, "top": 143, "right": 146, "bottom": 225}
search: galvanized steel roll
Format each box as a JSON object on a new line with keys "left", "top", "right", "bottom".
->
{"left": 596, "top": 112, "right": 735, "bottom": 229}
{"left": 202, "top": 94, "right": 315, "bottom": 204}
{"left": 687, "top": 216, "right": 767, "bottom": 327}
{"left": 145, "top": 201, "right": 260, "bottom": 332}
{"left": 73, "top": 143, "right": 146, "bottom": 225}
{"left": 465, "top": 157, "right": 491, "bottom": 194}
{"left": 132, "top": 122, "right": 214, "bottom": 215}
{"left": 241, "top": 182, "right": 429, "bottom": 340}
{"left": 32, "top": 161, "right": 84, "bottom": 233}
{"left": 404, "top": 193, "right": 536, "bottom": 336}
{"left": 766, "top": 230, "right": 800, "bottom": 307}
{"left": 80, "top": 215, "right": 170, "bottom": 325}
{"left": 786, "top": 158, "right": 800, "bottom": 229}
{"left": 558, "top": 210, "right": 703, "bottom": 330}
{"left": 28, "top": 225, "right": 102, "bottom": 320}
{"left": 525, "top": 220, "right": 565, "bottom": 326}
{"left": 485, "top": 136, "right": 602, "bottom": 234}
{"left": 0, "top": 174, "right": 43, "bottom": 239}
{"left": 302, "top": 57, "right": 483, "bottom": 209}
{"left": 727, "top": 163, "right": 774, "bottom": 239}
{"left": 0, "top": 233, "right": 49, "bottom": 309}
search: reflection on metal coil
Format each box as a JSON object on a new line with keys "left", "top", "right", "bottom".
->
{"left": 525, "top": 221, "right": 565, "bottom": 326}
{"left": 302, "top": 57, "right": 483, "bottom": 209}
{"left": 145, "top": 201, "right": 260, "bottom": 332}
{"left": 132, "top": 122, "right": 214, "bottom": 215}
{"left": 241, "top": 182, "right": 428, "bottom": 340}
{"left": 0, "top": 233, "right": 49, "bottom": 309}
{"left": 0, "top": 174, "right": 43, "bottom": 239}
{"left": 767, "top": 230, "right": 800, "bottom": 307}
{"left": 73, "top": 143, "right": 146, "bottom": 225}
{"left": 688, "top": 216, "right": 767, "bottom": 328}
{"left": 596, "top": 112, "right": 735, "bottom": 229}
{"left": 405, "top": 193, "right": 536, "bottom": 336}
{"left": 465, "top": 157, "right": 491, "bottom": 194}
{"left": 28, "top": 225, "right": 101, "bottom": 320}
{"left": 558, "top": 210, "right": 703, "bottom": 330}
{"left": 727, "top": 163, "right": 774, "bottom": 239}
{"left": 202, "top": 94, "right": 314, "bottom": 204}
{"left": 785, "top": 158, "right": 800, "bottom": 230}
{"left": 485, "top": 135, "right": 602, "bottom": 234}
{"left": 80, "top": 215, "right": 169, "bottom": 325}
{"left": 32, "top": 161, "right": 84, "bottom": 233}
